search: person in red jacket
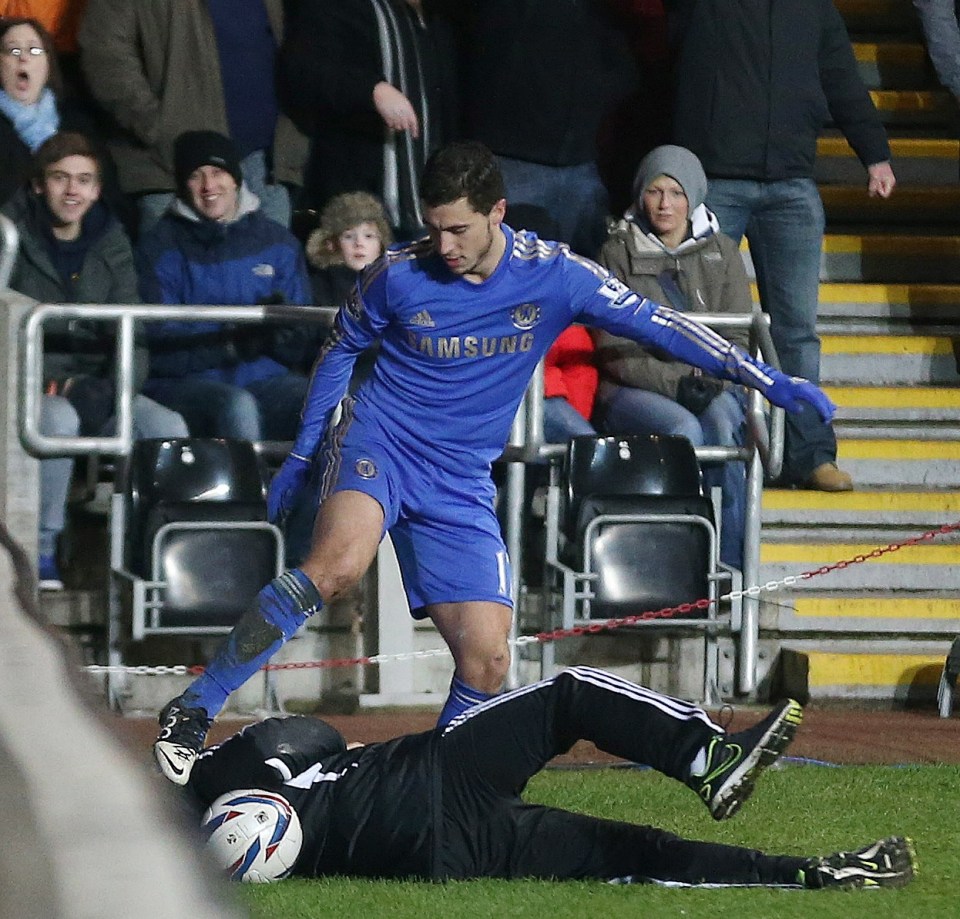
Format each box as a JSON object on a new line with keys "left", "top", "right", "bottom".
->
{"left": 543, "top": 324, "right": 598, "bottom": 443}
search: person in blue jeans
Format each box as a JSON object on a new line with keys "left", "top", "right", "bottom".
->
{"left": 595, "top": 145, "right": 752, "bottom": 570}
{"left": 137, "top": 130, "right": 315, "bottom": 442}
{"left": 4, "top": 130, "right": 188, "bottom": 589}
{"left": 667, "top": 0, "right": 896, "bottom": 491}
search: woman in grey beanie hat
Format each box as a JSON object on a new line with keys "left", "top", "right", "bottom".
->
{"left": 593, "top": 144, "right": 755, "bottom": 570}
{"left": 631, "top": 144, "right": 708, "bottom": 216}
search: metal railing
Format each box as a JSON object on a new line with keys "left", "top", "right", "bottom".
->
{"left": 18, "top": 301, "right": 782, "bottom": 697}
{"left": 0, "top": 214, "right": 18, "bottom": 290}
{"left": 497, "top": 312, "right": 783, "bottom": 697}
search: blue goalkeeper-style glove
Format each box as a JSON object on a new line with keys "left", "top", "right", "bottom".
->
{"left": 267, "top": 454, "right": 313, "bottom": 523}
{"left": 765, "top": 373, "right": 836, "bottom": 423}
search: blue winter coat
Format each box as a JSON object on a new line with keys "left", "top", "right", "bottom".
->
{"left": 137, "top": 187, "right": 314, "bottom": 382}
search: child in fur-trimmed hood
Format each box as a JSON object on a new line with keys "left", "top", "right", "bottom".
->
{"left": 306, "top": 191, "right": 392, "bottom": 305}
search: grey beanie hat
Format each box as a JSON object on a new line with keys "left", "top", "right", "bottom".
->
{"left": 631, "top": 145, "right": 708, "bottom": 213}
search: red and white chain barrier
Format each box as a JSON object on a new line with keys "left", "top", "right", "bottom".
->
{"left": 83, "top": 521, "right": 960, "bottom": 677}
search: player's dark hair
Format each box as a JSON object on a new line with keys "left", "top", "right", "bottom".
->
{"left": 33, "top": 131, "right": 102, "bottom": 182}
{"left": 420, "top": 141, "right": 505, "bottom": 215}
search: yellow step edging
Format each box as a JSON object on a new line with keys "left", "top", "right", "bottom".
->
{"left": 837, "top": 439, "right": 960, "bottom": 460}
{"left": 821, "top": 334, "right": 953, "bottom": 355}
{"left": 804, "top": 652, "right": 944, "bottom": 688}
{"left": 869, "top": 90, "right": 949, "bottom": 113}
{"left": 823, "top": 385, "right": 960, "bottom": 408}
{"left": 853, "top": 42, "right": 927, "bottom": 65}
{"left": 821, "top": 234, "right": 960, "bottom": 255}
{"left": 762, "top": 490, "right": 960, "bottom": 513}
{"left": 793, "top": 597, "right": 960, "bottom": 620}
{"left": 816, "top": 283, "right": 960, "bottom": 306}
{"left": 760, "top": 543, "right": 960, "bottom": 564}
{"left": 817, "top": 136, "right": 960, "bottom": 158}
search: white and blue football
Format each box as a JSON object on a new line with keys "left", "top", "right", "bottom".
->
{"left": 200, "top": 788, "right": 303, "bottom": 883}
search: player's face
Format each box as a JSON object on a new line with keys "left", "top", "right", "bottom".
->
{"left": 0, "top": 24, "right": 49, "bottom": 105}
{"left": 641, "top": 175, "right": 689, "bottom": 248}
{"left": 186, "top": 165, "right": 240, "bottom": 223}
{"left": 423, "top": 196, "right": 507, "bottom": 283}
{"left": 33, "top": 155, "right": 101, "bottom": 237}
{"left": 338, "top": 221, "right": 383, "bottom": 272}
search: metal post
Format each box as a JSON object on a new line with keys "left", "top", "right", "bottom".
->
{"left": 0, "top": 213, "right": 18, "bottom": 289}
{"left": 504, "top": 396, "right": 527, "bottom": 690}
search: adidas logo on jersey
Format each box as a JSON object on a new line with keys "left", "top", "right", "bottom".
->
{"left": 252, "top": 263, "right": 276, "bottom": 278}
{"left": 410, "top": 310, "right": 436, "bottom": 327}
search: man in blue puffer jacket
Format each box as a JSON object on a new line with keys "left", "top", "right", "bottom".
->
{"left": 137, "top": 130, "right": 314, "bottom": 441}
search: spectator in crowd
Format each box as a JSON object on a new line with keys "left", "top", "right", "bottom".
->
{"left": 666, "top": 0, "right": 896, "bottom": 492}
{"left": 1, "top": 17, "right": 64, "bottom": 204}
{"left": 594, "top": 145, "right": 751, "bottom": 570}
{"left": 446, "top": 0, "right": 638, "bottom": 257}
{"left": 306, "top": 190, "right": 393, "bottom": 308}
{"left": 136, "top": 130, "right": 313, "bottom": 443}
{"left": 305, "top": 190, "right": 393, "bottom": 385}
{"left": 543, "top": 325, "right": 598, "bottom": 445}
{"left": 78, "top": 0, "right": 307, "bottom": 235}
{"left": 596, "top": 0, "right": 673, "bottom": 217}
{"left": 1, "top": 1, "right": 89, "bottom": 104}
{"left": 3, "top": 131, "right": 187, "bottom": 589}
{"left": 186, "top": 669, "right": 914, "bottom": 891}
{"left": 282, "top": 0, "right": 458, "bottom": 240}
{"left": 151, "top": 141, "right": 836, "bottom": 785}
{"left": 913, "top": 0, "right": 960, "bottom": 106}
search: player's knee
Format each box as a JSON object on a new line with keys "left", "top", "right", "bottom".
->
{"left": 301, "top": 556, "right": 365, "bottom": 605}
{"left": 461, "top": 643, "right": 509, "bottom": 694}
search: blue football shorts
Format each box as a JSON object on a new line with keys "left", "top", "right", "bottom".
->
{"left": 318, "top": 417, "right": 513, "bottom": 617}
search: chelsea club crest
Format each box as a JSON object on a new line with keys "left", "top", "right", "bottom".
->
{"left": 355, "top": 458, "right": 378, "bottom": 479}
{"left": 510, "top": 303, "right": 541, "bottom": 331}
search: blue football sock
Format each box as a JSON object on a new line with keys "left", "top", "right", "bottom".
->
{"left": 181, "top": 569, "right": 322, "bottom": 718}
{"left": 436, "top": 673, "right": 497, "bottom": 727}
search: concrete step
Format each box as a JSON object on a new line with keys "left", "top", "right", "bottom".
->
{"left": 867, "top": 89, "right": 956, "bottom": 128}
{"left": 852, "top": 41, "right": 930, "bottom": 90}
{"left": 836, "top": 438, "right": 960, "bottom": 487}
{"left": 821, "top": 185, "right": 960, "bottom": 225}
{"left": 825, "top": 384, "right": 960, "bottom": 423}
{"left": 761, "top": 488, "right": 960, "bottom": 526}
{"left": 816, "top": 137, "right": 959, "bottom": 184}
{"left": 741, "top": 234, "right": 960, "bottom": 284}
{"left": 759, "top": 539, "right": 958, "bottom": 590}
{"left": 775, "top": 642, "right": 949, "bottom": 703}
{"left": 835, "top": 0, "right": 922, "bottom": 34}
{"left": 820, "top": 333, "right": 958, "bottom": 383}
{"left": 813, "top": 282, "right": 960, "bottom": 325}
{"left": 819, "top": 234, "right": 960, "bottom": 283}
{"left": 764, "top": 593, "right": 960, "bottom": 635}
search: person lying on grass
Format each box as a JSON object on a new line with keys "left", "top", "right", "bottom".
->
{"left": 184, "top": 666, "right": 915, "bottom": 889}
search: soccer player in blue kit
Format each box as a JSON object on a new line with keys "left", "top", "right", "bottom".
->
{"left": 154, "top": 141, "right": 836, "bottom": 785}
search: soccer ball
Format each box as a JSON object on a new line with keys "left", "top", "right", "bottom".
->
{"left": 200, "top": 789, "right": 303, "bottom": 883}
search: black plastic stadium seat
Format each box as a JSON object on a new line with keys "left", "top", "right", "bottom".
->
{"left": 118, "top": 438, "right": 283, "bottom": 635}
{"left": 125, "top": 438, "right": 267, "bottom": 572}
{"left": 561, "top": 434, "right": 715, "bottom": 619}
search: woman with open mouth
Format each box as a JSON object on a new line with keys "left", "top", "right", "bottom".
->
{"left": 0, "top": 17, "right": 65, "bottom": 206}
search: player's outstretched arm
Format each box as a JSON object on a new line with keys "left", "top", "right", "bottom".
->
{"left": 649, "top": 303, "right": 837, "bottom": 421}
{"left": 580, "top": 279, "right": 835, "bottom": 421}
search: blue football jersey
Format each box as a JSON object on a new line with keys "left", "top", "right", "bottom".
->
{"left": 291, "top": 226, "right": 774, "bottom": 472}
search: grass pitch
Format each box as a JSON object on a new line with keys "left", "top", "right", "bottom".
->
{"left": 238, "top": 763, "right": 957, "bottom": 919}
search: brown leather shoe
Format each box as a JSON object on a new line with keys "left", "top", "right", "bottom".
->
{"left": 803, "top": 462, "right": 854, "bottom": 492}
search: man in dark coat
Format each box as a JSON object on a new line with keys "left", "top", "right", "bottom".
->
{"left": 666, "top": 0, "right": 896, "bottom": 492}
